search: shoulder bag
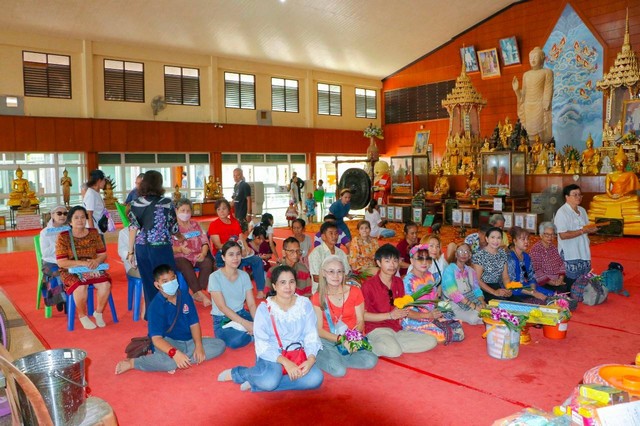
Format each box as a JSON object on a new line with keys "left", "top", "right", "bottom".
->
{"left": 268, "top": 304, "right": 307, "bottom": 374}
{"left": 125, "top": 291, "right": 182, "bottom": 358}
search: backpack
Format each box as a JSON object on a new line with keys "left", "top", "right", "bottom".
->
{"left": 601, "top": 263, "right": 629, "bottom": 297}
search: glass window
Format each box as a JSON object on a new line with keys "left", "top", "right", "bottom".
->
{"left": 272, "top": 77, "right": 299, "bottom": 113}
{"left": 355, "top": 88, "right": 377, "bottom": 119}
{"left": 23, "top": 51, "right": 71, "bottom": 99}
{"left": 317, "top": 83, "right": 342, "bottom": 116}
{"left": 225, "top": 72, "right": 255, "bottom": 109}
{"left": 164, "top": 66, "right": 200, "bottom": 106}
{"left": 104, "top": 59, "right": 144, "bottom": 102}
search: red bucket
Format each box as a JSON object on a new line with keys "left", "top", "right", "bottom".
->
{"left": 543, "top": 320, "right": 569, "bottom": 339}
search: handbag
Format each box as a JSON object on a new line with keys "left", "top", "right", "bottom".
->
{"left": 268, "top": 305, "right": 307, "bottom": 375}
{"left": 97, "top": 213, "right": 109, "bottom": 233}
{"left": 124, "top": 291, "right": 182, "bottom": 358}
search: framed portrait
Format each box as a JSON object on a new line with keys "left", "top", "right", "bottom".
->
{"left": 499, "top": 36, "right": 520, "bottom": 66}
{"left": 622, "top": 99, "right": 640, "bottom": 135}
{"left": 460, "top": 46, "right": 479, "bottom": 72}
{"left": 413, "top": 130, "right": 430, "bottom": 155}
{"left": 477, "top": 48, "right": 501, "bottom": 79}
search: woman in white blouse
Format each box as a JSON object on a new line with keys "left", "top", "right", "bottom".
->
{"left": 218, "top": 265, "right": 323, "bottom": 391}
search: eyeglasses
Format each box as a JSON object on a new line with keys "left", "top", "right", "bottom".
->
{"left": 456, "top": 249, "right": 471, "bottom": 255}
{"left": 323, "top": 269, "right": 344, "bottom": 276}
{"left": 414, "top": 256, "right": 430, "bottom": 262}
{"left": 55, "top": 212, "right": 68, "bottom": 216}
{"left": 284, "top": 249, "right": 302, "bottom": 254}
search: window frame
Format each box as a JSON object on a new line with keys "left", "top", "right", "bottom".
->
{"left": 271, "top": 77, "right": 299, "bottom": 113}
{"left": 317, "top": 83, "right": 342, "bottom": 116}
{"left": 355, "top": 87, "right": 377, "bottom": 119}
{"left": 224, "top": 72, "right": 256, "bottom": 110}
{"left": 104, "top": 59, "right": 145, "bottom": 103}
{"left": 22, "top": 51, "right": 72, "bottom": 99}
{"left": 164, "top": 65, "right": 201, "bottom": 106}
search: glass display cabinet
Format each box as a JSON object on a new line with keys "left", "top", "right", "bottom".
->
{"left": 480, "top": 151, "right": 525, "bottom": 197}
{"left": 390, "top": 156, "right": 429, "bottom": 195}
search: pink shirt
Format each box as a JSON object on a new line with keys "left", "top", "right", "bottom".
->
{"left": 173, "top": 220, "right": 208, "bottom": 265}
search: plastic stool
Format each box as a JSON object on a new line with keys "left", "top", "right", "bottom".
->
{"left": 67, "top": 285, "right": 119, "bottom": 331}
{"left": 127, "top": 275, "right": 144, "bottom": 322}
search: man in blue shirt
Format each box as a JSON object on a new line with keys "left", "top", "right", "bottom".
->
{"left": 115, "top": 264, "right": 225, "bottom": 374}
{"left": 124, "top": 173, "right": 145, "bottom": 205}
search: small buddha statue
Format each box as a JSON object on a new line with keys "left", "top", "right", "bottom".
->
{"left": 534, "top": 142, "right": 548, "bottom": 174}
{"left": 456, "top": 171, "right": 480, "bottom": 198}
{"left": 588, "top": 146, "right": 640, "bottom": 235}
{"left": 103, "top": 180, "right": 117, "bottom": 209}
{"left": 517, "top": 136, "right": 529, "bottom": 154}
{"left": 530, "top": 135, "right": 543, "bottom": 165}
{"left": 426, "top": 169, "right": 449, "bottom": 199}
{"left": 8, "top": 167, "right": 38, "bottom": 208}
{"left": 213, "top": 177, "right": 222, "bottom": 199}
{"left": 204, "top": 175, "right": 216, "bottom": 201}
{"left": 549, "top": 156, "right": 564, "bottom": 174}
{"left": 449, "top": 148, "right": 460, "bottom": 174}
{"left": 60, "top": 169, "right": 72, "bottom": 208}
{"left": 581, "top": 134, "right": 599, "bottom": 175}
{"left": 173, "top": 184, "right": 182, "bottom": 204}
{"left": 481, "top": 138, "right": 492, "bottom": 152}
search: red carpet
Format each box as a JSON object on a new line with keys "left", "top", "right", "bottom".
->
{"left": 0, "top": 239, "right": 638, "bottom": 425}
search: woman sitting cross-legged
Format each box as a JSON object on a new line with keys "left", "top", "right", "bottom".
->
{"left": 208, "top": 198, "right": 266, "bottom": 299}
{"left": 471, "top": 227, "right": 513, "bottom": 302}
{"left": 442, "top": 243, "right": 486, "bottom": 325}
{"left": 218, "top": 265, "right": 324, "bottom": 392}
{"left": 209, "top": 241, "right": 257, "bottom": 349}
{"left": 362, "top": 244, "right": 437, "bottom": 357}
{"left": 311, "top": 255, "right": 378, "bottom": 377}
{"left": 348, "top": 220, "right": 379, "bottom": 276}
{"left": 56, "top": 206, "right": 112, "bottom": 330}
{"left": 507, "top": 226, "right": 551, "bottom": 302}
{"left": 173, "top": 198, "right": 213, "bottom": 307}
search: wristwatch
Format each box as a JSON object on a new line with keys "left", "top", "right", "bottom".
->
{"left": 167, "top": 347, "right": 177, "bottom": 358}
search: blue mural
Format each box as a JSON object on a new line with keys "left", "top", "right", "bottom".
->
{"left": 543, "top": 4, "right": 603, "bottom": 149}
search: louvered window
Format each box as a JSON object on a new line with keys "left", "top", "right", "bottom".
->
{"left": 355, "top": 88, "right": 377, "bottom": 119}
{"left": 272, "top": 78, "right": 299, "bottom": 113}
{"left": 384, "top": 80, "right": 455, "bottom": 124}
{"left": 317, "top": 83, "right": 341, "bottom": 116}
{"left": 104, "top": 59, "right": 144, "bottom": 102}
{"left": 164, "top": 66, "right": 200, "bottom": 106}
{"left": 225, "top": 72, "right": 255, "bottom": 109}
{"left": 23, "top": 51, "right": 71, "bottom": 99}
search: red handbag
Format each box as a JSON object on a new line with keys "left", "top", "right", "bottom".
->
{"left": 268, "top": 305, "right": 307, "bottom": 375}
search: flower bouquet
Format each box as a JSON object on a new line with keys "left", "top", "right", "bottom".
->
{"left": 337, "top": 328, "right": 372, "bottom": 354}
{"left": 393, "top": 283, "right": 435, "bottom": 309}
{"left": 363, "top": 123, "right": 384, "bottom": 139}
{"left": 480, "top": 307, "right": 528, "bottom": 332}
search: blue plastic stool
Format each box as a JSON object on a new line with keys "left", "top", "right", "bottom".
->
{"left": 67, "top": 285, "right": 119, "bottom": 331}
{"left": 127, "top": 275, "right": 144, "bottom": 322}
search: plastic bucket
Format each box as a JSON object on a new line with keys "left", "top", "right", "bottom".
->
{"left": 543, "top": 320, "right": 569, "bottom": 339}
{"left": 483, "top": 318, "right": 520, "bottom": 359}
{"left": 13, "top": 348, "right": 87, "bottom": 426}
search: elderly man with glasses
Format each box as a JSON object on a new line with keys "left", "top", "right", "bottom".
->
{"left": 530, "top": 222, "right": 569, "bottom": 294}
{"left": 553, "top": 184, "right": 597, "bottom": 287}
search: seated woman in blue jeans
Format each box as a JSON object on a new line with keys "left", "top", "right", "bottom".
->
{"left": 218, "top": 265, "right": 323, "bottom": 392}
{"left": 209, "top": 241, "right": 257, "bottom": 349}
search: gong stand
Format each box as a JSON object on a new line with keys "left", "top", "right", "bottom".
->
{"left": 332, "top": 156, "right": 376, "bottom": 210}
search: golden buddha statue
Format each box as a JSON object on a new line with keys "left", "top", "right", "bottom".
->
{"left": 426, "top": 169, "right": 450, "bottom": 199}
{"left": 103, "top": 180, "right": 117, "bottom": 210}
{"left": 530, "top": 135, "right": 543, "bottom": 165}
{"left": 533, "top": 142, "right": 548, "bottom": 174}
{"left": 480, "top": 138, "right": 492, "bottom": 152}
{"left": 456, "top": 171, "right": 480, "bottom": 198}
{"left": 581, "top": 134, "right": 599, "bottom": 175}
{"left": 60, "top": 169, "right": 72, "bottom": 208}
{"left": 588, "top": 146, "right": 640, "bottom": 235}
{"left": 204, "top": 175, "right": 222, "bottom": 201}
{"left": 8, "top": 167, "right": 39, "bottom": 208}
{"left": 549, "top": 157, "right": 563, "bottom": 174}
{"left": 173, "top": 184, "right": 182, "bottom": 204}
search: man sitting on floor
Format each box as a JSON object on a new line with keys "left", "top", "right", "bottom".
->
{"left": 115, "top": 264, "right": 225, "bottom": 374}
{"left": 362, "top": 244, "right": 437, "bottom": 358}
{"left": 309, "top": 221, "right": 350, "bottom": 293}
{"left": 313, "top": 214, "right": 349, "bottom": 248}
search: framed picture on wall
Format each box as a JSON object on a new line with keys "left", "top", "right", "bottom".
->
{"left": 413, "top": 130, "right": 430, "bottom": 155}
{"left": 622, "top": 99, "right": 640, "bottom": 135}
{"left": 499, "top": 36, "right": 520, "bottom": 66}
{"left": 477, "top": 48, "right": 501, "bottom": 79}
{"left": 460, "top": 46, "right": 479, "bottom": 72}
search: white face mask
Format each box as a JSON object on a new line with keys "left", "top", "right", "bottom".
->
{"left": 161, "top": 279, "right": 179, "bottom": 296}
{"left": 177, "top": 213, "right": 191, "bottom": 222}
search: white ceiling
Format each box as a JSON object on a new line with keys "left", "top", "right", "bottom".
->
{"left": 1, "top": 0, "right": 519, "bottom": 79}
